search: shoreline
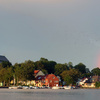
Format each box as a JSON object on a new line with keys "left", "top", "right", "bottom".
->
{"left": 0, "top": 86, "right": 100, "bottom": 89}
{"left": 80, "top": 87, "right": 100, "bottom": 89}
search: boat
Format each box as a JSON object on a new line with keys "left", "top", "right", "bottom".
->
{"left": 52, "top": 86, "right": 60, "bottom": 89}
{"left": 9, "top": 86, "right": 17, "bottom": 89}
{"left": 17, "top": 86, "right": 23, "bottom": 89}
{"left": 22, "top": 86, "right": 29, "bottom": 89}
{"left": 63, "top": 86, "right": 72, "bottom": 89}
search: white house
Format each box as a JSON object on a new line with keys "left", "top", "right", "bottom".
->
{"left": 77, "top": 78, "right": 88, "bottom": 86}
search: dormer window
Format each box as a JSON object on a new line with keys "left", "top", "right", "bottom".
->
{"left": 38, "top": 77, "right": 41, "bottom": 79}
{"left": 53, "top": 77, "right": 55, "bottom": 79}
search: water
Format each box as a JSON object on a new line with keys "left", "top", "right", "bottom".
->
{"left": 0, "top": 89, "right": 100, "bottom": 100}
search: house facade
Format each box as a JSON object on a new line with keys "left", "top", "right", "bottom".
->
{"left": 91, "top": 75, "right": 100, "bottom": 83}
{"left": 35, "top": 75, "right": 46, "bottom": 87}
{"left": 78, "top": 76, "right": 100, "bottom": 88}
{"left": 45, "top": 74, "right": 59, "bottom": 87}
{"left": 77, "top": 78, "right": 88, "bottom": 86}
{"left": 35, "top": 74, "right": 59, "bottom": 87}
{"left": 82, "top": 78, "right": 95, "bottom": 88}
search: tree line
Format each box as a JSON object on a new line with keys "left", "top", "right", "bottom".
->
{"left": 0, "top": 57, "right": 100, "bottom": 86}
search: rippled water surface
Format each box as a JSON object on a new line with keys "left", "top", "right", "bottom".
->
{"left": 0, "top": 89, "right": 100, "bottom": 100}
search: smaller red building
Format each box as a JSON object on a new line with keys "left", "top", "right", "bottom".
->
{"left": 45, "top": 74, "right": 59, "bottom": 87}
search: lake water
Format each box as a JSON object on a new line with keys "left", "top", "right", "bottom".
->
{"left": 0, "top": 89, "right": 100, "bottom": 100}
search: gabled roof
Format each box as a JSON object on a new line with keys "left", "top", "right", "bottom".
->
{"left": 80, "top": 78, "right": 88, "bottom": 82}
{"left": 34, "top": 70, "right": 40, "bottom": 74}
{"left": 45, "top": 74, "right": 58, "bottom": 79}
{"left": 0, "top": 55, "right": 9, "bottom": 62}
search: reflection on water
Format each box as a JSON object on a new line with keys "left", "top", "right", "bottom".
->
{"left": 0, "top": 89, "right": 100, "bottom": 100}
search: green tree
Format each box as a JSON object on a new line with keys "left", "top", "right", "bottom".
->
{"left": 44, "top": 61, "right": 56, "bottom": 74}
{"left": 0, "top": 68, "right": 6, "bottom": 86}
{"left": 95, "top": 81, "right": 100, "bottom": 88}
{"left": 64, "top": 75, "right": 73, "bottom": 85}
{"left": 0, "top": 67, "right": 13, "bottom": 86}
{"left": 40, "top": 57, "right": 48, "bottom": 62}
{"left": 61, "top": 69, "right": 81, "bottom": 85}
{"left": 54, "top": 64, "right": 68, "bottom": 76}
{"left": 36, "top": 58, "right": 56, "bottom": 74}
{"left": 20, "top": 60, "right": 35, "bottom": 81}
{"left": 34, "top": 61, "right": 44, "bottom": 70}
{"left": 41, "top": 69, "right": 48, "bottom": 74}
{"left": 68, "top": 62, "right": 73, "bottom": 69}
{"left": 74, "top": 63, "right": 86, "bottom": 74}
{"left": 0, "top": 61, "right": 12, "bottom": 68}
{"left": 14, "top": 64, "right": 22, "bottom": 85}
{"left": 91, "top": 67, "right": 100, "bottom": 76}
{"left": 14, "top": 60, "right": 35, "bottom": 85}
{"left": 4, "top": 67, "right": 13, "bottom": 86}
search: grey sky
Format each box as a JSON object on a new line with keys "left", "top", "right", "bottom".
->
{"left": 0, "top": 0, "right": 100, "bottom": 70}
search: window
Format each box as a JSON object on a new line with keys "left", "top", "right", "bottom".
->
{"left": 38, "top": 77, "right": 41, "bottom": 79}
{"left": 50, "top": 80, "right": 52, "bottom": 83}
{"left": 55, "top": 81, "right": 58, "bottom": 83}
{"left": 53, "top": 77, "right": 55, "bottom": 79}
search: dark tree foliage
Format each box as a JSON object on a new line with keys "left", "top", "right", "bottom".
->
{"left": 68, "top": 62, "right": 73, "bottom": 69}
{"left": 0, "top": 61, "right": 12, "bottom": 68}
{"left": 54, "top": 64, "right": 68, "bottom": 76}
{"left": 95, "top": 81, "right": 100, "bottom": 88}
{"left": 61, "top": 69, "right": 81, "bottom": 85}
{"left": 91, "top": 67, "right": 100, "bottom": 76}
{"left": 35, "top": 57, "right": 57, "bottom": 74}
{"left": 43, "top": 61, "right": 56, "bottom": 74}
{"left": 74, "top": 63, "right": 86, "bottom": 74}
{"left": 34, "top": 61, "right": 44, "bottom": 70}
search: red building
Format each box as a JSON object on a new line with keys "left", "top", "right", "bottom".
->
{"left": 45, "top": 74, "right": 59, "bottom": 87}
{"left": 35, "top": 74, "right": 59, "bottom": 87}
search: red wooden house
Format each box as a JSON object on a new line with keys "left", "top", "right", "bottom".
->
{"left": 35, "top": 74, "right": 59, "bottom": 87}
{"left": 45, "top": 74, "right": 59, "bottom": 87}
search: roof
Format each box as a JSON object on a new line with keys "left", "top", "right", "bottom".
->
{"left": 0, "top": 55, "right": 9, "bottom": 62}
{"left": 34, "top": 70, "right": 40, "bottom": 74}
{"left": 45, "top": 74, "right": 58, "bottom": 79}
{"left": 85, "top": 78, "right": 92, "bottom": 83}
{"left": 80, "top": 78, "right": 88, "bottom": 82}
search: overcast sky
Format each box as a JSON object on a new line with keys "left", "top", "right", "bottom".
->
{"left": 0, "top": 0, "right": 100, "bottom": 70}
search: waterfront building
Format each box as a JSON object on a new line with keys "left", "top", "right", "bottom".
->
{"left": 34, "top": 70, "right": 45, "bottom": 78}
{"left": 0, "top": 55, "right": 9, "bottom": 63}
{"left": 35, "top": 74, "right": 59, "bottom": 87}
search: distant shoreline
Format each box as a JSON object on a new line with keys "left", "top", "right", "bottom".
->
{"left": 0, "top": 87, "right": 8, "bottom": 89}
{"left": 0, "top": 86, "right": 100, "bottom": 89}
{"left": 80, "top": 87, "right": 100, "bottom": 89}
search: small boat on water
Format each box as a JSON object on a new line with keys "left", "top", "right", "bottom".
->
{"left": 52, "top": 86, "right": 60, "bottom": 89}
{"left": 22, "top": 86, "right": 29, "bottom": 89}
{"left": 63, "top": 86, "right": 72, "bottom": 89}
{"left": 9, "top": 86, "right": 17, "bottom": 89}
{"left": 17, "top": 86, "right": 23, "bottom": 89}
{"left": 9, "top": 86, "right": 23, "bottom": 89}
